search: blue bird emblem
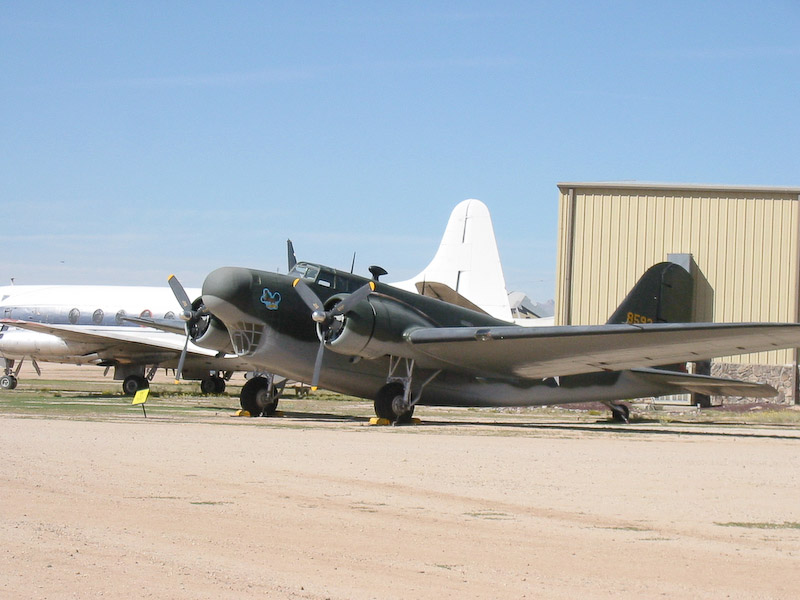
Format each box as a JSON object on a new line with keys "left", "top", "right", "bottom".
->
{"left": 261, "top": 288, "right": 282, "bottom": 310}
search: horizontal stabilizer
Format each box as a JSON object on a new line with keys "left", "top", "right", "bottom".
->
{"left": 630, "top": 368, "right": 777, "bottom": 398}
{"left": 414, "top": 281, "right": 488, "bottom": 315}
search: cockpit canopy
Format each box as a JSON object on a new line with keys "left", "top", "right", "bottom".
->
{"left": 288, "top": 262, "right": 363, "bottom": 294}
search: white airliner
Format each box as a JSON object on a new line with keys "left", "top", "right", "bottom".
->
{"left": 0, "top": 198, "right": 541, "bottom": 397}
{"left": 0, "top": 284, "right": 252, "bottom": 393}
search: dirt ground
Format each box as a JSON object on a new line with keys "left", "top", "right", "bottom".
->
{"left": 2, "top": 366, "right": 800, "bottom": 598}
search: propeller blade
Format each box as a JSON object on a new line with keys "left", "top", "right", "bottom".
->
{"left": 175, "top": 333, "right": 189, "bottom": 383}
{"left": 292, "top": 278, "right": 324, "bottom": 312}
{"left": 331, "top": 281, "right": 375, "bottom": 316}
{"left": 168, "top": 274, "right": 193, "bottom": 318}
{"left": 311, "top": 339, "right": 325, "bottom": 390}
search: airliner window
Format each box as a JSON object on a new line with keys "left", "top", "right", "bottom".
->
{"left": 164, "top": 311, "right": 175, "bottom": 320}
{"left": 69, "top": 308, "right": 80, "bottom": 324}
{"left": 140, "top": 309, "right": 152, "bottom": 318}
{"left": 92, "top": 309, "right": 104, "bottom": 324}
{"left": 115, "top": 310, "right": 126, "bottom": 325}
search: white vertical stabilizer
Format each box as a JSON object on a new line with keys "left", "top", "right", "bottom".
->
{"left": 392, "top": 199, "right": 513, "bottom": 321}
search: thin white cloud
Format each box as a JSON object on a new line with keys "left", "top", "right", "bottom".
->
{"left": 104, "top": 54, "right": 517, "bottom": 89}
{"left": 3, "top": 232, "right": 154, "bottom": 244}
{"left": 659, "top": 45, "right": 800, "bottom": 60}
{"left": 109, "top": 67, "right": 319, "bottom": 89}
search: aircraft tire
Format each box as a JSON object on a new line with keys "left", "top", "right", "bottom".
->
{"left": 214, "top": 377, "right": 226, "bottom": 394}
{"left": 200, "top": 377, "right": 220, "bottom": 395}
{"left": 122, "top": 375, "right": 149, "bottom": 396}
{"left": 374, "top": 383, "right": 415, "bottom": 423}
{"left": 240, "top": 377, "right": 279, "bottom": 417}
{"left": 0, "top": 375, "right": 17, "bottom": 390}
{"left": 609, "top": 403, "right": 630, "bottom": 423}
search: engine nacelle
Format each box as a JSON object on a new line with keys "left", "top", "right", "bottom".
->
{"left": 192, "top": 316, "right": 234, "bottom": 354}
{"left": 321, "top": 295, "right": 433, "bottom": 359}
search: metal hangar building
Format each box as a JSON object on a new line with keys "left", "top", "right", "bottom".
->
{"left": 555, "top": 182, "right": 800, "bottom": 404}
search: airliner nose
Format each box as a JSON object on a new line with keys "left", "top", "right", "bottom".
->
{"left": 202, "top": 267, "right": 253, "bottom": 312}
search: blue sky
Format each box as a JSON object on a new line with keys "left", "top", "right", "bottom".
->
{"left": 2, "top": 2, "right": 799, "bottom": 301}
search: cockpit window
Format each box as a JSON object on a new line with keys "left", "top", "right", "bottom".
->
{"left": 288, "top": 262, "right": 365, "bottom": 293}
{"left": 288, "top": 263, "right": 321, "bottom": 281}
{"left": 316, "top": 270, "right": 334, "bottom": 288}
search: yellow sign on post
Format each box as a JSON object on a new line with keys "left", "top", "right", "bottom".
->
{"left": 132, "top": 388, "right": 150, "bottom": 417}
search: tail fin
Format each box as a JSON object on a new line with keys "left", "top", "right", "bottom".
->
{"left": 287, "top": 239, "right": 297, "bottom": 271}
{"left": 391, "top": 199, "right": 513, "bottom": 321}
{"left": 607, "top": 262, "right": 694, "bottom": 325}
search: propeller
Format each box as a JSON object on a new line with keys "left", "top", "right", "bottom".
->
{"left": 167, "top": 274, "right": 208, "bottom": 382}
{"left": 292, "top": 278, "right": 375, "bottom": 389}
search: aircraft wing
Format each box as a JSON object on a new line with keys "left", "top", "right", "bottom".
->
{"left": 122, "top": 315, "right": 187, "bottom": 335}
{"left": 0, "top": 318, "right": 219, "bottom": 364}
{"left": 406, "top": 322, "right": 800, "bottom": 380}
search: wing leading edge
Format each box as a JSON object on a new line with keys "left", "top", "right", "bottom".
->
{"left": 0, "top": 318, "right": 218, "bottom": 361}
{"left": 406, "top": 322, "right": 800, "bottom": 380}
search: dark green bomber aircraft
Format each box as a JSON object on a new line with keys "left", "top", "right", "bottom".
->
{"left": 167, "top": 259, "right": 800, "bottom": 424}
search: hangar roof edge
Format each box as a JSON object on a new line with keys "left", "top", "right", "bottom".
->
{"left": 557, "top": 182, "right": 800, "bottom": 195}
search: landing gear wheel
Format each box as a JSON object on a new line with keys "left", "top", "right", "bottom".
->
{"left": 374, "top": 382, "right": 415, "bottom": 424}
{"left": 609, "top": 403, "right": 630, "bottom": 424}
{"left": 122, "top": 375, "right": 149, "bottom": 396}
{"left": 201, "top": 376, "right": 225, "bottom": 395}
{"left": 200, "top": 377, "right": 215, "bottom": 394}
{"left": 240, "top": 377, "right": 280, "bottom": 417}
{"left": 0, "top": 375, "right": 18, "bottom": 390}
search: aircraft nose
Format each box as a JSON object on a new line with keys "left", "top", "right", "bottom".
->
{"left": 202, "top": 267, "right": 253, "bottom": 310}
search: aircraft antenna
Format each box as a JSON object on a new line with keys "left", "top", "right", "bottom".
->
{"left": 350, "top": 252, "right": 356, "bottom": 274}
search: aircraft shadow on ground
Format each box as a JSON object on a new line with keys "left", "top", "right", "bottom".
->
{"left": 25, "top": 391, "right": 798, "bottom": 441}
{"left": 266, "top": 410, "right": 368, "bottom": 423}
{"left": 254, "top": 410, "right": 800, "bottom": 441}
{"left": 419, "top": 419, "right": 800, "bottom": 441}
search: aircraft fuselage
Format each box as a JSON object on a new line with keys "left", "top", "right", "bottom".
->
{"left": 200, "top": 263, "right": 683, "bottom": 408}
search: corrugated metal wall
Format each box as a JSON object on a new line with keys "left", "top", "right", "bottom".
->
{"left": 556, "top": 184, "right": 800, "bottom": 365}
